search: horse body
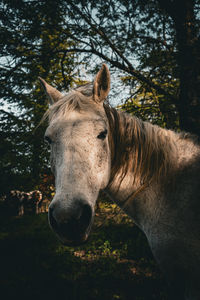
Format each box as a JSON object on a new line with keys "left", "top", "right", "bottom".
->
{"left": 5, "top": 190, "right": 24, "bottom": 216}
{"left": 4, "top": 190, "right": 43, "bottom": 215}
{"left": 105, "top": 121, "right": 200, "bottom": 299}
{"left": 40, "top": 64, "right": 200, "bottom": 299}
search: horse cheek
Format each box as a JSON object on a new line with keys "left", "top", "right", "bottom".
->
{"left": 95, "top": 143, "right": 110, "bottom": 188}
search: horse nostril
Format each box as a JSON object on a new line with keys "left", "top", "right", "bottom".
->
{"left": 79, "top": 203, "right": 92, "bottom": 229}
{"left": 49, "top": 207, "right": 59, "bottom": 230}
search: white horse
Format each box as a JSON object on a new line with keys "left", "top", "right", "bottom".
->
{"left": 40, "top": 64, "right": 200, "bottom": 299}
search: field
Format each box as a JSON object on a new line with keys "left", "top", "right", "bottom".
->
{"left": 0, "top": 200, "right": 168, "bottom": 300}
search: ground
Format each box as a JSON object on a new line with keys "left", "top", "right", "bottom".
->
{"left": 0, "top": 199, "right": 169, "bottom": 300}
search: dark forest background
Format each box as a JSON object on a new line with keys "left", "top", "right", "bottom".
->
{"left": 0, "top": 1, "right": 200, "bottom": 299}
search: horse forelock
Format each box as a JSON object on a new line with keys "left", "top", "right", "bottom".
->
{"left": 41, "top": 83, "right": 96, "bottom": 124}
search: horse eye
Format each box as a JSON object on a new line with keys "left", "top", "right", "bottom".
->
{"left": 97, "top": 129, "right": 108, "bottom": 140}
{"left": 44, "top": 136, "right": 52, "bottom": 144}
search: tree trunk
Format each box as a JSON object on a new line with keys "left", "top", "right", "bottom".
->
{"left": 175, "top": 0, "right": 200, "bottom": 135}
{"left": 158, "top": 0, "right": 200, "bottom": 136}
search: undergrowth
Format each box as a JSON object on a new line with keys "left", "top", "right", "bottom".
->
{"left": 0, "top": 199, "right": 168, "bottom": 300}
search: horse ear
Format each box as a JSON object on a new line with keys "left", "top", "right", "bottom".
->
{"left": 93, "top": 64, "right": 110, "bottom": 103}
{"left": 39, "top": 77, "right": 63, "bottom": 105}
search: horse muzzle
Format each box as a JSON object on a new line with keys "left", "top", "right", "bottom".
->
{"left": 48, "top": 198, "right": 93, "bottom": 246}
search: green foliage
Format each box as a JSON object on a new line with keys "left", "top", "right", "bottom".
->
{"left": 119, "top": 78, "right": 179, "bottom": 129}
{"left": 0, "top": 0, "right": 79, "bottom": 194}
{"left": 63, "top": 0, "right": 179, "bottom": 103}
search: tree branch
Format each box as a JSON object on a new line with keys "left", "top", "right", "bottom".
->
{"left": 65, "top": 1, "right": 177, "bottom": 103}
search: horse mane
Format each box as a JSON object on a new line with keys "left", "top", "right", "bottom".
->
{"left": 104, "top": 105, "right": 178, "bottom": 197}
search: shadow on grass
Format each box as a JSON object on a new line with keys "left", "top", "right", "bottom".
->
{"left": 0, "top": 211, "right": 169, "bottom": 300}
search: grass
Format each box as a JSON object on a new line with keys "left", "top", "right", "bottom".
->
{"left": 0, "top": 200, "right": 169, "bottom": 300}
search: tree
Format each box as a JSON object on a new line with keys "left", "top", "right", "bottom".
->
{"left": 0, "top": 0, "right": 79, "bottom": 195}
{"left": 157, "top": 0, "right": 200, "bottom": 135}
{"left": 60, "top": 0, "right": 200, "bottom": 134}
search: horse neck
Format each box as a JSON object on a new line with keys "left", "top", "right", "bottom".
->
{"left": 104, "top": 106, "right": 178, "bottom": 206}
